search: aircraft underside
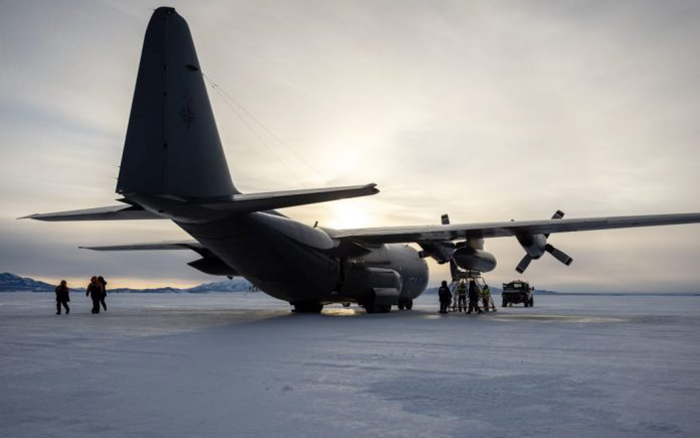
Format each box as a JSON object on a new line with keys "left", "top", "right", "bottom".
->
{"left": 176, "top": 212, "right": 429, "bottom": 311}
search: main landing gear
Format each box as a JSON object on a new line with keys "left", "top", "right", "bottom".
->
{"left": 292, "top": 299, "right": 414, "bottom": 314}
{"left": 364, "top": 304, "right": 392, "bottom": 314}
{"left": 397, "top": 299, "right": 414, "bottom": 310}
{"left": 292, "top": 302, "right": 324, "bottom": 313}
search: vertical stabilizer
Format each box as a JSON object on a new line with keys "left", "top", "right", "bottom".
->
{"left": 117, "top": 7, "right": 237, "bottom": 198}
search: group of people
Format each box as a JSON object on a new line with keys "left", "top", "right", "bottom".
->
{"left": 54, "top": 276, "right": 108, "bottom": 315}
{"left": 437, "top": 279, "right": 492, "bottom": 314}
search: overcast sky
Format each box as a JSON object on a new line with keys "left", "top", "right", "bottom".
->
{"left": 1, "top": 0, "right": 699, "bottom": 291}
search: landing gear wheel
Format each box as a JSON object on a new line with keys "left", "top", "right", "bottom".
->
{"left": 293, "top": 302, "right": 323, "bottom": 313}
{"left": 405, "top": 300, "right": 413, "bottom": 310}
{"left": 502, "top": 299, "right": 507, "bottom": 308}
{"left": 365, "top": 304, "right": 391, "bottom": 314}
{"left": 342, "top": 302, "right": 351, "bottom": 308}
{"left": 397, "top": 301, "right": 405, "bottom": 310}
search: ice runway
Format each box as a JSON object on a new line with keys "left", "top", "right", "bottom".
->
{"left": 1, "top": 293, "right": 699, "bottom": 438}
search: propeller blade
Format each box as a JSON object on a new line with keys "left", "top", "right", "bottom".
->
{"left": 545, "top": 244, "right": 573, "bottom": 266}
{"left": 515, "top": 254, "right": 533, "bottom": 274}
{"left": 545, "top": 210, "right": 565, "bottom": 238}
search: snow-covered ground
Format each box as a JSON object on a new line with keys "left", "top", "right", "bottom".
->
{"left": 1, "top": 292, "right": 699, "bottom": 438}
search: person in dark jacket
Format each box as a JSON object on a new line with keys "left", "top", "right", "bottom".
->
{"left": 97, "top": 276, "right": 108, "bottom": 311}
{"left": 467, "top": 280, "right": 483, "bottom": 314}
{"left": 438, "top": 281, "right": 452, "bottom": 314}
{"left": 55, "top": 280, "right": 70, "bottom": 315}
{"left": 86, "top": 276, "right": 103, "bottom": 314}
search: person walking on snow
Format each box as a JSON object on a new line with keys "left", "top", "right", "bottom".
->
{"left": 55, "top": 280, "right": 70, "bottom": 315}
{"left": 97, "top": 276, "right": 108, "bottom": 311}
{"left": 86, "top": 276, "right": 103, "bottom": 314}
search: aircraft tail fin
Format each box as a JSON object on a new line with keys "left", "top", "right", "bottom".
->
{"left": 117, "top": 7, "right": 236, "bottom": 199}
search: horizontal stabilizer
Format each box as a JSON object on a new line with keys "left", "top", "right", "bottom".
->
{"left": 201, "top": 183, "right": 379, "bottom": 214}
{"left": 81, "top": 240, "right": 239, "bottom": 277}
{"left": 21, "top": 204, "right": 163, "bottom": 222}
{"left": 81, "top": 241, "right": 205, "bottom": 253}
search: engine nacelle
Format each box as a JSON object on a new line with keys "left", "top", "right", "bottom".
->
{"left": 417, "top": 241, "right": 455, "bottom": 264}
{"left": 516, "top": 233, "right": 547, "bottom": 259}
{"left": 452, "top": 247, "right": 497, "bottom": 272}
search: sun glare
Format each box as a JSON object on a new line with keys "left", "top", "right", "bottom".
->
{"left": 326, "top": 202, "right": 374, "bottom": 229}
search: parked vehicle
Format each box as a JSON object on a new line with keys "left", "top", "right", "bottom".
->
{"left": 502, "top": 280, "right": 534, "bottom": 307}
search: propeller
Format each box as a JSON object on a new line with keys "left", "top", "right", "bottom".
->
{"left": 515, "top": 210, "right": 573, "bottom": 273}
{"left": 545, "top": 243, "right": 573, "bottom": 266}
{"left": 515, "top": 254, "right": 533, "bottom": 274}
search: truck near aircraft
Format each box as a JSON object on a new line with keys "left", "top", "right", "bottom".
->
{"left": 502, "top": 281, "right": 534, "bottom": 307}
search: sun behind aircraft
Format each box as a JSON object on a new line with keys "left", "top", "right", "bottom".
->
{"left": 26, "top": 7, "right": 700, "bottom": 313}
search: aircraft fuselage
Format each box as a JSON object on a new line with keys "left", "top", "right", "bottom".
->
{"left": 177, "top": 211, "right": 429, "bottom": 307}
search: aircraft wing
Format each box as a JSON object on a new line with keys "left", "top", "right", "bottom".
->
{"left": 21, "top": 204, "right": 163, "bottom": 221}
{"left": 328, "top": 212, "right": 700, "bottom": 243}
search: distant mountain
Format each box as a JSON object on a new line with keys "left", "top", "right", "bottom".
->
{"left": 187, "top": 278, "right": 253, "bottom": 293}
{"left": 108, "top": 287, "right": 185, "bottom": 294}
{"left": 0, "top": 273, "right": 55, "bottom": 292}
{"left": 108, "top": 278, "right": 255, "bottom": 293}
{"left": 0, "top": 272, "right": 254, "bottom": 293}
{"left": 101, "top": 278, "right": 254, "bottom": 293}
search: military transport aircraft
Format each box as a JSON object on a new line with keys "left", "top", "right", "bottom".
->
{"left": 25, "top": 7, "right": 700, "bottom": 313}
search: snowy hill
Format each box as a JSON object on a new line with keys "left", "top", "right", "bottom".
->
{"left": 108, "top": 287, "right": 185, "bottom": 294}
{"left": 0, "top": 272, "right": 253, "bottom": 293}
{"left": 109, "top": 279, "right": 255, "bottom": 293}
{"left": 186, "top": 278, "right": 253, "bottom": 293}
{"left": 0, "top": 273, "right": 54, "bottom": 292}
